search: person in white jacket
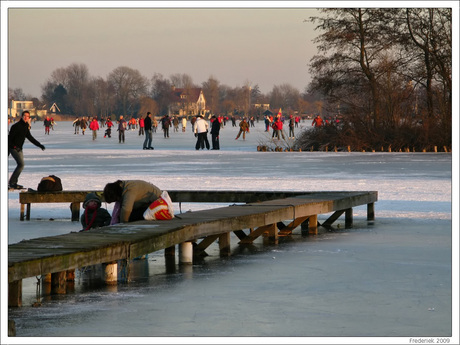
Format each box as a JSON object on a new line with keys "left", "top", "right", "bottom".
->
{"left": 193, "top": 115, "right": 210, "bottom": 150}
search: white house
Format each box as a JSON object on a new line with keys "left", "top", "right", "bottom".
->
{"left": 9, "top": 100, "right": 35, "bottom": 118}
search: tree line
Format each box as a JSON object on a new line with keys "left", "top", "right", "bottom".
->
{"left": 9, "top": 66, "right": 326, "bottom": 121}
{"left": 9, "top": 8, "right": 451, "bottom": 151}
{"left": 298, "top": 8, "right": 452, "bottom": 152}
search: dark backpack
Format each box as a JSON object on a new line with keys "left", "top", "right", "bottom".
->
{"left": 37, "top": 175, "right": 63, "bottom": 192}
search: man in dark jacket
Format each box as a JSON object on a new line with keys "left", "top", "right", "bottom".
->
{"left": 210, "top": 115, "right": 221, "bottom": 150}
{"left": 8, "top": 111, "right": 46, "bottom": 189}
{"left": 143, "top": 112, "right": 154, "bottom": 150}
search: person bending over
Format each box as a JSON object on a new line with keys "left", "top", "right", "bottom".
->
{"left": 103, "top": 180, "right": 162, "bottom": 223}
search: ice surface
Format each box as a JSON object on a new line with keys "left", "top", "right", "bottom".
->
{"left": 3, "top": 120, "right": 456, "bottom": 342}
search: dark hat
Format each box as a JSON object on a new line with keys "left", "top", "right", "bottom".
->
{"left": 83, "top": 192, "right": 101, "bottom": 209}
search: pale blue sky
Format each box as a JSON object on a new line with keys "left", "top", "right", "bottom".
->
{"left": 5, "top": 4, "right": 321, "bottom": 97}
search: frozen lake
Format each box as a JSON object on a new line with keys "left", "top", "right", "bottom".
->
{"left": 3, "top": 119, "right": 456, "bottom": 343}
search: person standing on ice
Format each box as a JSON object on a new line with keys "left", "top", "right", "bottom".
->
{"left": 44, "top": 116, "right": 52, "bottom": 135}
{"left": 8, "top": 111, "right": 46, "bottom": 190}
{"left": 194, "top": 115, "right": 210, "bottom": 150}
{"left": 103, "top": 180, "right": 162, "bottom": 223}
{"left": 210, "top": 115, "right": 220, "bottom": 150}
{"left": 117, "top": 115, "right": 127, "bottom": 143}
{"left": 272, "top": 116, "right": 285, "bottom": 140}
{"left": 143, "top": 112, "right": 154, "bottom": 150}
{"left": 181, "top": 116, "right": 187, "bottom": 132}
{"left": 161, "top": 114, "right": 171, "bottom": 138}
{"left": 104, "top": 117, "right": 113, "bottom": 138}
{"left": 138, "top": 115, "right": 145, "bottom": 136}
{"left": 288, "top": 115, "right": 295, "bottom": 139}
{"left": 80, "top": 117, "right": 88, "bottom": 135}
{"left": 312, "top": 115, "right": 323, "bottom": 127}
{"left": 73, "top": 117, "right": 81, "bottom": 134}
{"left": 89, "top": 117, "right": 99, "bottom": 140}
{"left": 235, "top": 117, "right": 250, "bottom": 140}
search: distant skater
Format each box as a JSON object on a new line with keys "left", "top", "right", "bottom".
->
{"left": 235, "top": 118, "right": 249, "bottom": 140}
{"left": 194, "top": 115, "right": 210, "bottom": 150}
{"left": 143, "top": 112, "right": 154, "bottom": 150}
{"left": 89, "top": 117, "right": 99, "bottom": 140}
{"left": 210, "top": 115, "right": 220, "bottom": 150}
{"left": 117, "top": 115, "right": 127, "bottom": 143}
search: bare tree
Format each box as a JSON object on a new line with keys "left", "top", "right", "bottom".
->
{"left": 90, "top": 77, "right": 115, "bottom": 118}
{"left": 108, "top": 66, "right": 149, "bottom": 116}
{"left": 404, "top": 8, "right": 452, "bottom": 126}
{"left": 309, "top": 8, "right": 399, "bottom": 128}
{"left": 202, "top": 76, "right": 220, "bottom": 115}
{"left": 170, "top": 73, "right": 195, "bottom": 88}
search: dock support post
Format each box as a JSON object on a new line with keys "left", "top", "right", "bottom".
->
{"left": 66, "top": 269, "right": 75, "bottom": 281}
{"left": 345, "top": 208, "right": 353, "bottom": 228}
{"left": 219, "top": 232, "right": 231, "bottom": 257}
{"left": 70, "top": 202, "right": 80, "bottom": 221}
{"left": 264, "top": 223, "right": 278, "bottom": 244}
{"left": 51, "top": 271, "right": 67, "bottom": 294}
{"left": 309, "top": 215, "right": 318, "bottom": 234}
{"left": 103, "top": 262, "right": 118, "bottom": 284}
{"left": 20, "top": 203, "right": 31, "bottom": 221}
{"left": 301, "top": 218, "right": 309, "bottom": 232}
{"left": 367, "top": 203, "right": 375, "bottom": 221}
{"left": 8, "top": 280, "right": 22, "bottom": 307}
{"left": 179, "top": 242, "right": 193, "bottom": 265}
{"left": 165, "top": 246, "right": 175, "bottom": 257}
{"left": 8, "top": 319, "right": 16, "bottom": 336}
{"left": 164, "top": 246, "right": 176, "bottom": 272}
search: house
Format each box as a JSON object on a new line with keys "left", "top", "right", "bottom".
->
{"left": 8, "top": 100, "right": 52, "bottom": 119}
{"left": 253, "top": 103, "right": 271, "bottom": 111}
{"left": 9, "top": 100, "right": 35, "bottom": 118}
{"left": 169, "top": 86, "right": 206, "bottom": 118}
{"left": 49, "top": 102, "right": 61, "bottom": 113}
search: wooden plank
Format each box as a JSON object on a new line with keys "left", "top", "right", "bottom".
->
{"left": 321, "top": 210, "right": 345, "bottom": 228}
{"left": 10, "top": 191, "right": 378, "bottom": 284}
{"left": 195, "top": 234, "right": 220, "bottom": 256}
{"left": 239, "top": 224, "right": 274, "bottom": 244}
{"left": 233, "top": 230, "right": 247, "bottom": 240}
{"left": 19, "top": 190, "right": 377, "bottom": 205}
{"left": 278, "top": 216, "right": 310, "bottom": 235}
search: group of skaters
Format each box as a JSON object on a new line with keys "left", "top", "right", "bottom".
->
{"left": 263, "top": 111, "right": 301, "bottom": 140}
{"left": 43, "top": 112, "right": 334, "bottom": 150}
{"left": 69, "top": 113, "right": 223, "bottom": 149}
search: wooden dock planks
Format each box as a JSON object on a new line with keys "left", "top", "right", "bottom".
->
{"left": 9, "top": 191, "right": 377, "bottom": 285}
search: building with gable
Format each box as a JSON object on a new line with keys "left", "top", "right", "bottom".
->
{"left": 169, "top": 86, "right": 206, "bottom": 118}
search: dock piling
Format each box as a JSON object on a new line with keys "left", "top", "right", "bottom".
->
{"left": 51, "top": 271, "right": 66, "bottom": 294}
{"left": 103, "top": 262, "right": 118, "bottom": 284}
{"left": 179, "top": 242, "right": 193, "bottom": 265}
{"left": 219, "top": 233, "right": 231, "bottom": 256}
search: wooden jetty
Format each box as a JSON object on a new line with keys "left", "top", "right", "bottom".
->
{"left": 9, "top": 190, "right": 377, "bottom": 307}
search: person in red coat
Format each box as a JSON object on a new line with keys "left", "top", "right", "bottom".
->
{"left": 139, "top": 116, "right": 145, "bottom": 136}
{"left": 272, "top": 117, "right": 285, "bottom": 140}
{"left": 312, "top": 115, "right": 323, "bottom": 127}
{"left": 89, "top": 117, "right": 100, "bottom": 140}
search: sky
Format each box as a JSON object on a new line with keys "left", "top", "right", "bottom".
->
{"left": 3, "top": 2, "right": 324, "bottom": 98}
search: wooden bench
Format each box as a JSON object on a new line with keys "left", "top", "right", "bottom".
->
{"left": 18, "top": 190, "right": 325, "bottom": 221}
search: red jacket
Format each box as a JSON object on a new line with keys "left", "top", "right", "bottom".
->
{"left": 90, "top": 119, "right": 99, "bottom": 131}
{"left": 273, "top": 119, "right": 283, "bottom": 130}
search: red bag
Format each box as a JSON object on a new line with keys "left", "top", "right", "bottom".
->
{"left": 143, "top": 191, "right": 174, "bottom": 220}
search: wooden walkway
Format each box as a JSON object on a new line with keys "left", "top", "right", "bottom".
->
{"left": 18, "top": 190, "right": 343, "bottom": 220}
{"left": 9, "top": 191, "right": 377, "bottom": 307}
